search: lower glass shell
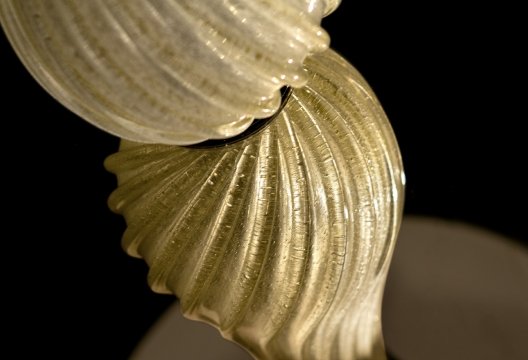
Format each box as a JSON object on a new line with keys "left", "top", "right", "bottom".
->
{"left": 106, "top": 49, "right": 404, "bottom": 360}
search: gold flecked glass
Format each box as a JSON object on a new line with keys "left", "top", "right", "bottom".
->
{"left": 0, "top": 0, "right": 340, "bottom": 145}
{"left": 106, "top": 49, "right": 404, "bottom": 360}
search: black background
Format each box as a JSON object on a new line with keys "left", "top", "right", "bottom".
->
{"left": 2, "top": 2, "right": 525, "bottom": 358}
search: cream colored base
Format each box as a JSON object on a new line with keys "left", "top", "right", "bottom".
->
{"left": 132, "top": 217, "right": 528, "bottom": 360}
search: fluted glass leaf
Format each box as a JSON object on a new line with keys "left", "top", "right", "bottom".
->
{"left": 106, "top": 49, "right": 404, "bottom": 360}
{"left": 0, "top": 0, "right": 339, "bottom": 145}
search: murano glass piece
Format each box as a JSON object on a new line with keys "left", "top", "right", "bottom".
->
{"left": 106, "top": 49, "right": 405, "bottom": 359}
{"left": 0, "top": 0, "right": 340, "bottom": 145}
{"left": 2, "top": 1, "right": 405, "bottom": 358}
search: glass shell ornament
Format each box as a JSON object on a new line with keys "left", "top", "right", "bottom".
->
{"left": 1, "top": 1, "right": 404, "bottom": 359}
{"left": 0, "top": 0, "right": 340, "bottom": 144}
{"left": 105, "top": 49, "right": 404, "bottom": 359}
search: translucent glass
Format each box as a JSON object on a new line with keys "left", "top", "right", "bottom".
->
{"left": 0, "top": 0, "right": 339, "bottom": 145}
{"left": 106, "top": 49, "right": 405, "bottom": 360}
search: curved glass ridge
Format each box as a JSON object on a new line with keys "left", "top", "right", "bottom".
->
{"left": 106, "top": 49, "right": 405, "bottom": 359}
{"left": 0, "top": 0, "right": 338, "bottom": 145}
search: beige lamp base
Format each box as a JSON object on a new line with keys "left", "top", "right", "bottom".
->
{"left": 131, "top": 217, "right": 528, "bottom": 360}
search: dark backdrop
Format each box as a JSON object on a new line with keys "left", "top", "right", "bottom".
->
{"left": 2, "top": 2, "right": 525, "bottom": 358}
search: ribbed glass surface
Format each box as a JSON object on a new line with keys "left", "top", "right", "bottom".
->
{"left": 106, "top": 49, "right": 405, "bottom": 360}
{"left": 0, "top": 0, "right": 339, "bottom": 145}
